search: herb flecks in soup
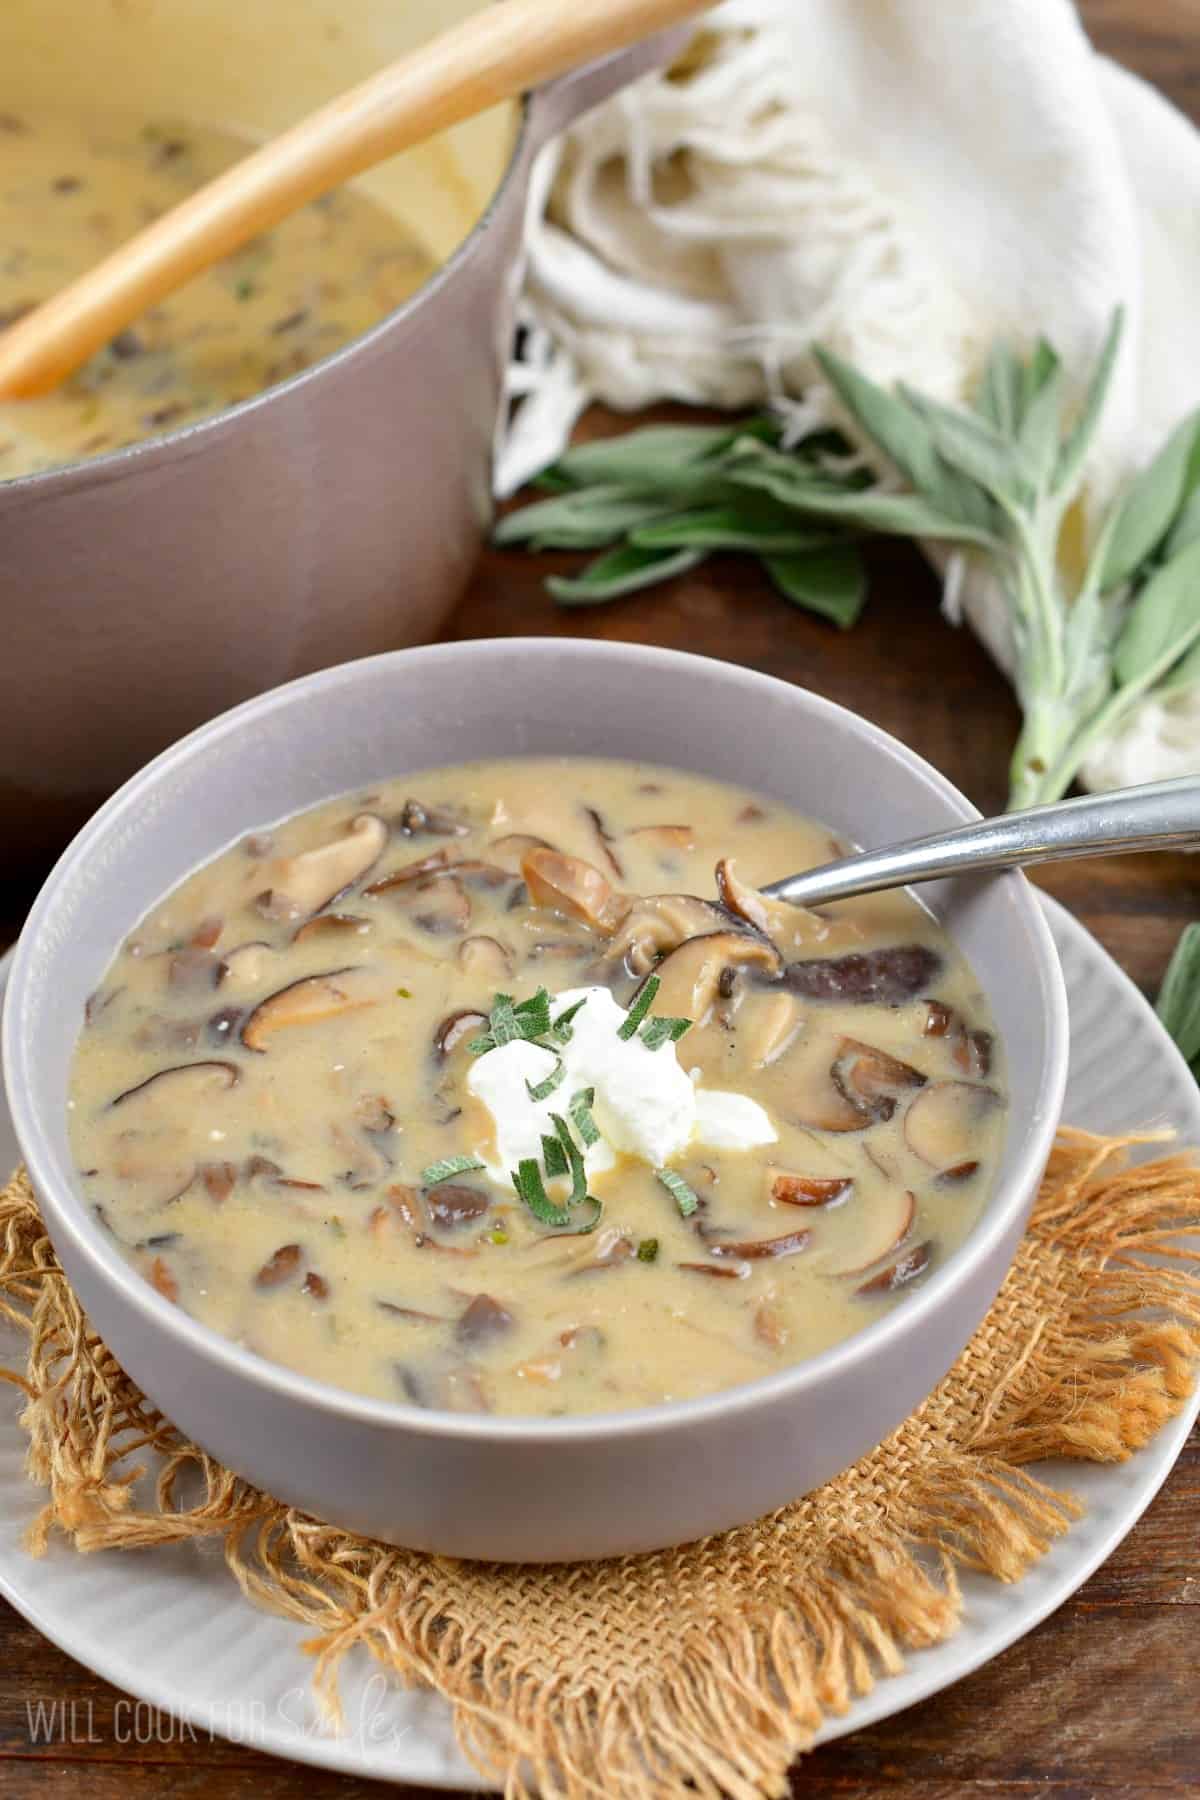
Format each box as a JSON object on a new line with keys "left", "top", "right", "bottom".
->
{"left": 0, "top": 112, "right": 435, "bottom": 478}
{"left": 68, "top": 760, "right": 1007, "bottom": 1416}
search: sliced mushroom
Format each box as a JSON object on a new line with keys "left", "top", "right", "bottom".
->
{"left": 709, "top": 1227, "right": 811, "bottom": 1261}
{"left": 434, "top": 1008, "right": 489, "bottom": 1059}
{"left": 395, "top": 797, "right": 470, "bottom": 837}
{"left": 488, "top": 832, "right": 554, "bottom": 874}
{"left": 197, "top": 1160, "right": 238, "bottom": 1204}
{"left": 241, "top": 966, "right": 380, "bottom": 1051}
{"left": 110, "top": 1135, "right": 196, "bottom": 1208}
{"left": 302, "top": 1271, "right": 330, "bottom": 1300}
{"left": 216, "top": 942, "right": 276, "bottom": 990}
{"left": 582, "top": 805, "right": 624, "bottom": 879}
{"left": 643, "top": 929, "right": 783, "bottom": 1023}
{"left": 565, "top": 1227, "right": 635, "bottom": 1275}
{"left": 257, "top": 813, "right": 386, "bottom": 919}
{"left": 426, "top": 1183, "right": 490, "bottom": 1230}
{"left": 830, "top": 1039, "right": 926, "bottom": 1124}
{"left": 188, "top": 916, "right": 224, "bottom": 950}
{"left": 147, "top": 1256, "right": 179, "bottom": 1303}
{"left": 605, "top": 893, "right": 741, "bottom": 976}
{"left": 331, "top": 1121, "right": 391, "bottom": 1191}
{"left": 769, "top": 1172, "right": 853, "bottom": 1207}
{"left": 821, "top": 1189, "right": 915, "bottom": 1276}
{"left": 740, "top": 990, "right": 802, "bottom": 1067}
{"left": 364, "top": 848, "right": 456, "bottom": 894}
{"left": 255, "top": 1243, "right": 303, "bottom": 1288}
{"left": 457, "top": 934, "right": 513, "bottom": 982}
{"left": 409, "top": 874, "right": 471, "bottom": 937}
{"left": 292, "top": 912, "right": 372, "bottom": 945}
{"left": 754, "top": 1300, "right": 790, "bottom": 1348}
{"left": 923, "top": 1000, "right": 993, "bottom": 1078}
{"left": 904, "top": 1082, "right": 1003, "bottom": 1172}
{"left": 456, "top": 1292, "right": 515, "bottom": 1344}
{"left": 111, "top": 1060, "right": 240, "bottom": 1109}
{"left": 520, "top": 847, "right": 628, "bottom": 935}
{"left": 716, "top": 858, "right": 828, "bottom": 954}
{"left": 855, "top": 1239, "right": 933, "bottom": 1297}
{"left": 167, "top": 948, "right": 222, "bottom": 993}
{"left": 677, "top": 1259, "right": 750, "bottom": 1279}
{"left": 784, "top": 944, "right": 944, "bottom": 1005}
{"left": 625, "top": 823, "right": 696, "bottom": 855}
{"left": 939, "top": 1159, "right": 980, "bottom": 1184}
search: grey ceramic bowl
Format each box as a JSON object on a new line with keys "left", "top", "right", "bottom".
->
{"left": 0, "top": 5, "right": 678, "bottom": 871}
{"left": 2, "top": 640, "right": 1069, "bottom": 1562}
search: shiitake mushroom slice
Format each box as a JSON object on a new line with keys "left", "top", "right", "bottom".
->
{"left": 819, "top": 1188, "right": 915, "bottom": 1277}
{"left": 830, "top": 1038, "right": 926, "bottom": 1124}
{"left": 110, "top": 1059, "right": 240, "bottom": 1108}
{"left": 241, "top": 967, "right": 380, "bottom": 1051}
{"left": 637, "top": 928, "right": 783, "bottom": 1023}
{"left": 520, "top": 846, "right": 628, "bottom": 934}
{"left": 769, "top": 1172, "right": 853, "bottom": 1207}
{"left": 855, "top": 1239, "right": 934, "bottom": 1297}
{"left": 904, "top": 1081, "right": 1003, "bottom": 1173}
{"left": 783, "top": 944, "right": 943, "bottom": 1005}
{"left": 256, "top": 813, "right": 387, "bottom": 920}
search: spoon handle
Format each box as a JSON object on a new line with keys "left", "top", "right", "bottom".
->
{"left": 763, "top": 776, "right": 1200, "bottom": 909}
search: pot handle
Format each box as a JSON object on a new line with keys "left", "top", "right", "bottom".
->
{"left": 523, "top": 24, "right": 691, "bottom": 148}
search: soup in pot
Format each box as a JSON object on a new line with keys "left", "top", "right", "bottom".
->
{"left": 0, "top": 109, "right": 436, "bottom": 478}
{"left": 69, "top": 759, "right": 1007, "bottom": 1417}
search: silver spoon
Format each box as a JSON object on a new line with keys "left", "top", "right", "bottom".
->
{"left": 763, "top": 776, "right": 1200, "bottom": 909}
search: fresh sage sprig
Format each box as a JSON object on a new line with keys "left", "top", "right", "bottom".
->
{"left": 499, "top": 309, "right": 1200, "bottom": 809}
{"left": 494, "top": 418, "right": 869, "bottom": 629}
{"left": 1157, "top": 924, "right": 1200, "bottom": 1080}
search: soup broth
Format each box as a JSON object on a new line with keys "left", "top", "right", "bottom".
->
{"left": 0, "top": 110, "right": 435, "bottom": 477}
{"left": 69, "top": 759, "right": 1007, "bottom": 1417}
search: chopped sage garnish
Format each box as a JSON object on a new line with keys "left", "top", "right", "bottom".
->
{"left": 421, "top": 1154, "right": 486, "bottom": 1185}
{"left": 541, "top": 1132, "right": 569, "bottom": 1179}
{"left": 656, "top": 1167, "right": 700, "bottom": 1218}
{"left": 640, "top": 1014, "right": 692, "bottom": 1052}
{"left": 512, "top": 1158, "right": 573, "bottom": 1227}
{"left": 618, "top": 974, "right": 660, "bottom": 1040}
{"left": 470, "top": 988, "right": 554, "bottom": 1056}
{"left": 551, "top": 997, "right": 589, "bottom": 1042}
{"left": 637, "top": 1237, "right": 660, "bottom": 1263}
{"left": 569, "top": 1085, "right": 600, "bottom": 1147}
{"left": 525, "top": 1057, "right": 567, "bottom": 1102}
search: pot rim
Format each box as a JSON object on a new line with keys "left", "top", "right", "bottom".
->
{"left": 0, "top": 89, "right": 536, "bottom": 499}
{"left": 3, "top": 639, "right": 1071, "bottom": 1448}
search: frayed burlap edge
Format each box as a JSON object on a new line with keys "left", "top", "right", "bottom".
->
{"left": 2, "top": 1128, "right": 1199, "bottom": 1800}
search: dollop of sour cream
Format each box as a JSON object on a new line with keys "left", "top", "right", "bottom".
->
{"left": 466, "top": 985, "right": 776, "bottom": 1189}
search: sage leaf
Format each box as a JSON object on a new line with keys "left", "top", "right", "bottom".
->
{"left": 630, "top": 502, "right": 843, "bottom": 554}
{"left": 1112, "top": 535, "right": 1200, "bottom": 689}
{"left": 547, "top": 544, "right": 705, "bottom": 605}
{"left": 1015, "top": 357, "right": 1064, "bottom": 492}
{"left": 1157, "top": 632, "right": 1200, "bottom": 696}
{"left": 976, "top": 340, "right": 1023, "bottom": 437}
{"left": 493, "top": 488, "right": 676, "bottom": 549}
{"left": 553, "top": 420, "right": 766, "bottom": 486}
{"left": 1157, "top": 923, "right": 1200, "bottom": 1069}
{"left": 1054, "top": 308, "right": 1125, "bottom": 496}
{"left": 1100, "top": 410, "right": 1200, "bottom": 591}
{"left": 728, "top": 451, "right": 998, "bottom": 546}
{"left": 815, "top": 346, "right": 990, "bottom": 530}
{"left": 761, "top": 545, "right": 866, "bottom": 629}
{"left": 905, "top": 388, "right": 1030, "bottom": 509}
{"left": 1164, "top": 486, "right": 1200, "bottom": 560}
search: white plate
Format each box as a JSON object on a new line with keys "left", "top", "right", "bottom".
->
{"left": 0, "top": 895, "right": 1197, "bottom": 1787}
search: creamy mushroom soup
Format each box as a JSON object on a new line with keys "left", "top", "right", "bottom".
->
{"left": 0, "top": 110, "right": 435, "bottom": 478}
{"left": 69, "top": 759, "right": 1007, "bottom": 1417}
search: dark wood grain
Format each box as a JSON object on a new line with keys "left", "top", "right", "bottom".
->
{"left": 2, "top": 3, "right": 1199, "bottom": 1792}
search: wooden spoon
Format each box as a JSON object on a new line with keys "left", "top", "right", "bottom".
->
{"left": 0, "top": 0, "right": 710, "bottom": 399}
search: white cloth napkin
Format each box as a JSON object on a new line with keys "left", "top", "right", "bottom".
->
{"left": 498, "top": 0, "right": 1200, "bottom": 790}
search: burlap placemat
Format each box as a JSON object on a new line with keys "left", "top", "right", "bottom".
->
{"left": 2, "top": 1129, "right": 1200, "bottom": 1798}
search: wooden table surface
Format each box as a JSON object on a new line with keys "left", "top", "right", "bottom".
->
{"left": 3, "top": 4, "right": 1200, "bottom": 1794}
